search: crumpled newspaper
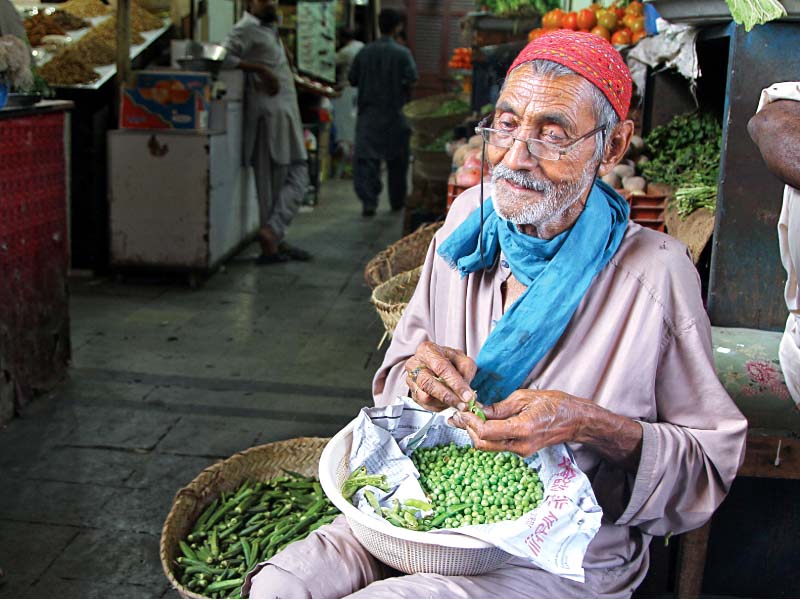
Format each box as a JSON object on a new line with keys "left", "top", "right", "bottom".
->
{"left": 348, "top": 397, "right": 603, "bottom": 582}
{"left": 626, "top": 18, "right": 700, "bottom": 99}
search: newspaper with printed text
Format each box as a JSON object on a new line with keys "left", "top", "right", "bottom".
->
{"left": 349, "top": 397, "right": 603, "bottom": 582}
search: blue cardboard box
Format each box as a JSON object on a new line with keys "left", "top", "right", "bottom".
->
{"left": 120, "top": 70, "right": 212, "bottom": 130}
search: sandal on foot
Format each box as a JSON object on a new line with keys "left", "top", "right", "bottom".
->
{"left": 256, "top": 252, "right": 290, "bottom": 265}
{"left": 278, "top": 242, "right": 313, "bottom": 261}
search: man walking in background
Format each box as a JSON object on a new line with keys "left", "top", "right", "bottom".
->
{"left": 224, "top": 0, "right": 312, "bottom": 263}
{"left": 348, "top": 9, "right": 418, "bottom": 217}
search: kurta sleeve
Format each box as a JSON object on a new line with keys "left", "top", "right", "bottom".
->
{"left": 222, "top": 25, "right": 248, "bottom": 68}
{"left": 615, "top": 313, "right": 748, "bottom": 536}
{"left": 372, "top": 238, "right": 440, "bottom": 406}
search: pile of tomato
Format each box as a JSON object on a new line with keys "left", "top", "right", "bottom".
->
{"left": 448, "top": 47, "right": 473, "bottom": 70}
{"left": 528, "top": 1, "right": 647, "bottom": 46}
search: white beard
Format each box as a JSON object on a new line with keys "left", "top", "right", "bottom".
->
{"left": 491, "top": 159, "right": 598, "bottom": 227}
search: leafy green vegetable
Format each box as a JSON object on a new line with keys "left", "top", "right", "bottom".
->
{"left": 641, "top": 112, "right": 722, "bottom": 218}
{"left": 420, "top": 131, "right": 454, "bottom": 152}
{"left": 725, "top": 0, "right": 786, "bottom": 32}
{"left": 428, "top": 98, "right": 470, "bottom": 118}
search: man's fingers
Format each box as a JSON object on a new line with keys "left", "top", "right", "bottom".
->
{"left": 413, "top": 385, "right": 449, "bottom": 412}
{"left": 420, "top": 350, "right": 473, "bottom": 406}
{"left": 415, "top": 369, "right": 467, "bottom": 411}
{"left": 441, "top": 347, "right": 478, "bottom": 385}
{"left": 469, "top": 434, "right": 537, "bottom": 458}
{"left": 480, "top": 396, "right": 529, "bottom": 420}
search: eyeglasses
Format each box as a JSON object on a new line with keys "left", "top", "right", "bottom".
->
{"left": 474, "top": 119, "right": 606, "bottom": 161}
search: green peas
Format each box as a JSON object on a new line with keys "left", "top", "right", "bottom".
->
{"left": 409, "top": 444, "right": 544, "bottom": 531}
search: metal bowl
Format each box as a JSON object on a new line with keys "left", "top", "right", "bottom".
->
{"left": 177, "top": 57, "right": 225, "bottom": 77}
{"left": 6, "top": 93, "right": 43, "bottom": 108}
{"left": 185, "top": 42, "right": 227, "bottom": 61}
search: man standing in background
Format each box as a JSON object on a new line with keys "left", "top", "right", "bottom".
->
{"left": 332, "top": 28, "right": 363, "bottom": 178}
{"left": 749, "top": 82, "right": 800, "bottom": 407}
{"left": 224, "top": 0, "right": 312, "bottom": 264}
{"left": 348, "top": 9, "right": 417, "bottom": 217}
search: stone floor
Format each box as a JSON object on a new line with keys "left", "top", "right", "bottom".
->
{"left": 0, "top": 179, "right": 405, "bottom": 598}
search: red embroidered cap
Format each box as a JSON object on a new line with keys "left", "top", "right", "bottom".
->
{"left": 506, "top": 30, "right": 632, "bottom": 121}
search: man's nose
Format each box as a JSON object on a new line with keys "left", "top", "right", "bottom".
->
{"left": 503, "top": 137, "right": 538, "bottom": 172}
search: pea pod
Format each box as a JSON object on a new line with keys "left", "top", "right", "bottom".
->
{"left": 468, "top": 396, "right": 487, "bottom": 422}
{"left": 404, "top": 498, "right": 432, "bottom": 511}
{"left": 364, "top": 490, "right": 382, "bottom": 513}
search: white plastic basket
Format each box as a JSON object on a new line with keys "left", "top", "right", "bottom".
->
{"left": 318, "top": 418, "right": 513, "bottom": 576}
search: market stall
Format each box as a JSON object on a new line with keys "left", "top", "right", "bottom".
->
{"left": 0, "top": 99, "right": 73, "bottom": 427}
{"left": 9, "top": 0, "right": 175, "bottom": 271}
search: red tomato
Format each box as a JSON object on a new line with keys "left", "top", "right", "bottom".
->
{"left": 632, "top": 30, "right": 648, "bottom": 43}
{"left": 590, "top": 25, "right": 611, "bottom": 41}
{"left": 611, "top": 30, "right": 631, "bottom": 45}
{"left": 576, "top": 8, "right": 597, "bottom": 30}
{"left": 598, "top": 11, "right": 618, "bottom": 31}
{"left": 542, "top": 9, "right": 564, "bottom": 29}
{"left": 578, "top": 27, "right": 591, "bottom": 33}
{"left": 615, "top": 7, "right": 626, "bottom": 21}
{"left": 562, "top": 11, "right": 578, "bottom": 30}
{"left": 528, "top": 27, "right": 545, "bottom": 41}
{"left": 629, "top": 17, "right": 645, "bottom": 33}
{"left": 626, "top": 1, "right": 644, "bottom": 16}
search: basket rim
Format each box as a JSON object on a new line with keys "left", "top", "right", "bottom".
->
{"left": 370, "top": 266, "right": 422, "bottom": 309}
{"left": 319, "top": 418, "right": 496, "bottom": 550}
{"left": 159, "top": 437, "right": 329, "bottom": 599}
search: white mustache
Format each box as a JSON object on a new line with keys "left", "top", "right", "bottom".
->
{"left": 492, "top": 164, "right": 548, "bottom": 192}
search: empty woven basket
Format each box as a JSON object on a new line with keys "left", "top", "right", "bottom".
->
{"left": 160, "top": 437, "right": 329, "bottom": 599}
{"left": 364, "top": 221, "right": 443, "bottom": 289}
{"left": 371, "top": 266, "right": 423, "bottom": 346}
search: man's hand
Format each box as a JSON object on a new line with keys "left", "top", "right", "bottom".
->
{"left": 404, "top": 342, "right": 477, "bottom": 412}
{"left": 451, "top": 389, "right": 643, "bottom": 472}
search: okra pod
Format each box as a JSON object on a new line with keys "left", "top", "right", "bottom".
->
{"left": 205, "top": 577, "right": 244, "bottom": 593}
{"left": 179, "top": 541, "right": 198, "bottom": 562}
{"left": 241, "top": 538, "right": 252, "bottom": 568}
{"left": 194, "top": 498, "right": 219, "bottom": 531}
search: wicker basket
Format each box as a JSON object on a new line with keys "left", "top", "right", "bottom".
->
{"left": 319, "top": 419, "right": 512, "bottom": 575}
{"left": 411, "top": 146, "right": 453, "bottom": 182}
{"left": 364, "top": 221, "right": 443, "bottom": 289}
{"left": 159, "top": 437, "right": 329, "bottom": 599}
{"left": 370, "top": 266, "right": 423, "bottom": 343}
{"left": 403, "top": 93, "right": 471, "bottom": 146}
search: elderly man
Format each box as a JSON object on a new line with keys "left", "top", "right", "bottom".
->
{"left": 224, "top": 0, "right": 312, "bottom": 264}
{"left": 244, "top": 31, "right": 747, "bottom": 598}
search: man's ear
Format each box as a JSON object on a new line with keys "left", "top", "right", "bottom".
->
{"left": 597, "top": 119, "right": 634, "bottom": 176}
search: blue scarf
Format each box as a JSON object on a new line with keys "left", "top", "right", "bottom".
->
{"left": 437, "top": 180, "right": 629, "bottom": 405}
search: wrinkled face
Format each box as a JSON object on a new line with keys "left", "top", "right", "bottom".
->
{"left": 488, "top": 67, "right": 603, "bottom": 228}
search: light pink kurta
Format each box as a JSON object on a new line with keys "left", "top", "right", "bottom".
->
{"left": 373, "top": 185, "right": 746, "bottom": 589}
{"left": 246, "top": 184, "right": 747, "bottom": 599}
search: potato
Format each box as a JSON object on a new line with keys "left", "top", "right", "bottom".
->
{"left": 613, "top": 164, "right": 636, "bottom": 179}
{"left": 602, "top": 172, "right": 622, "bottom": 189}
{"left": 622, "top": 176, "right": 647, "bottom": 193}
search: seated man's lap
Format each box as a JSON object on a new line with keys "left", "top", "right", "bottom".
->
{"left": 246, "top": 516, "right": 632, "bottom": 599}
